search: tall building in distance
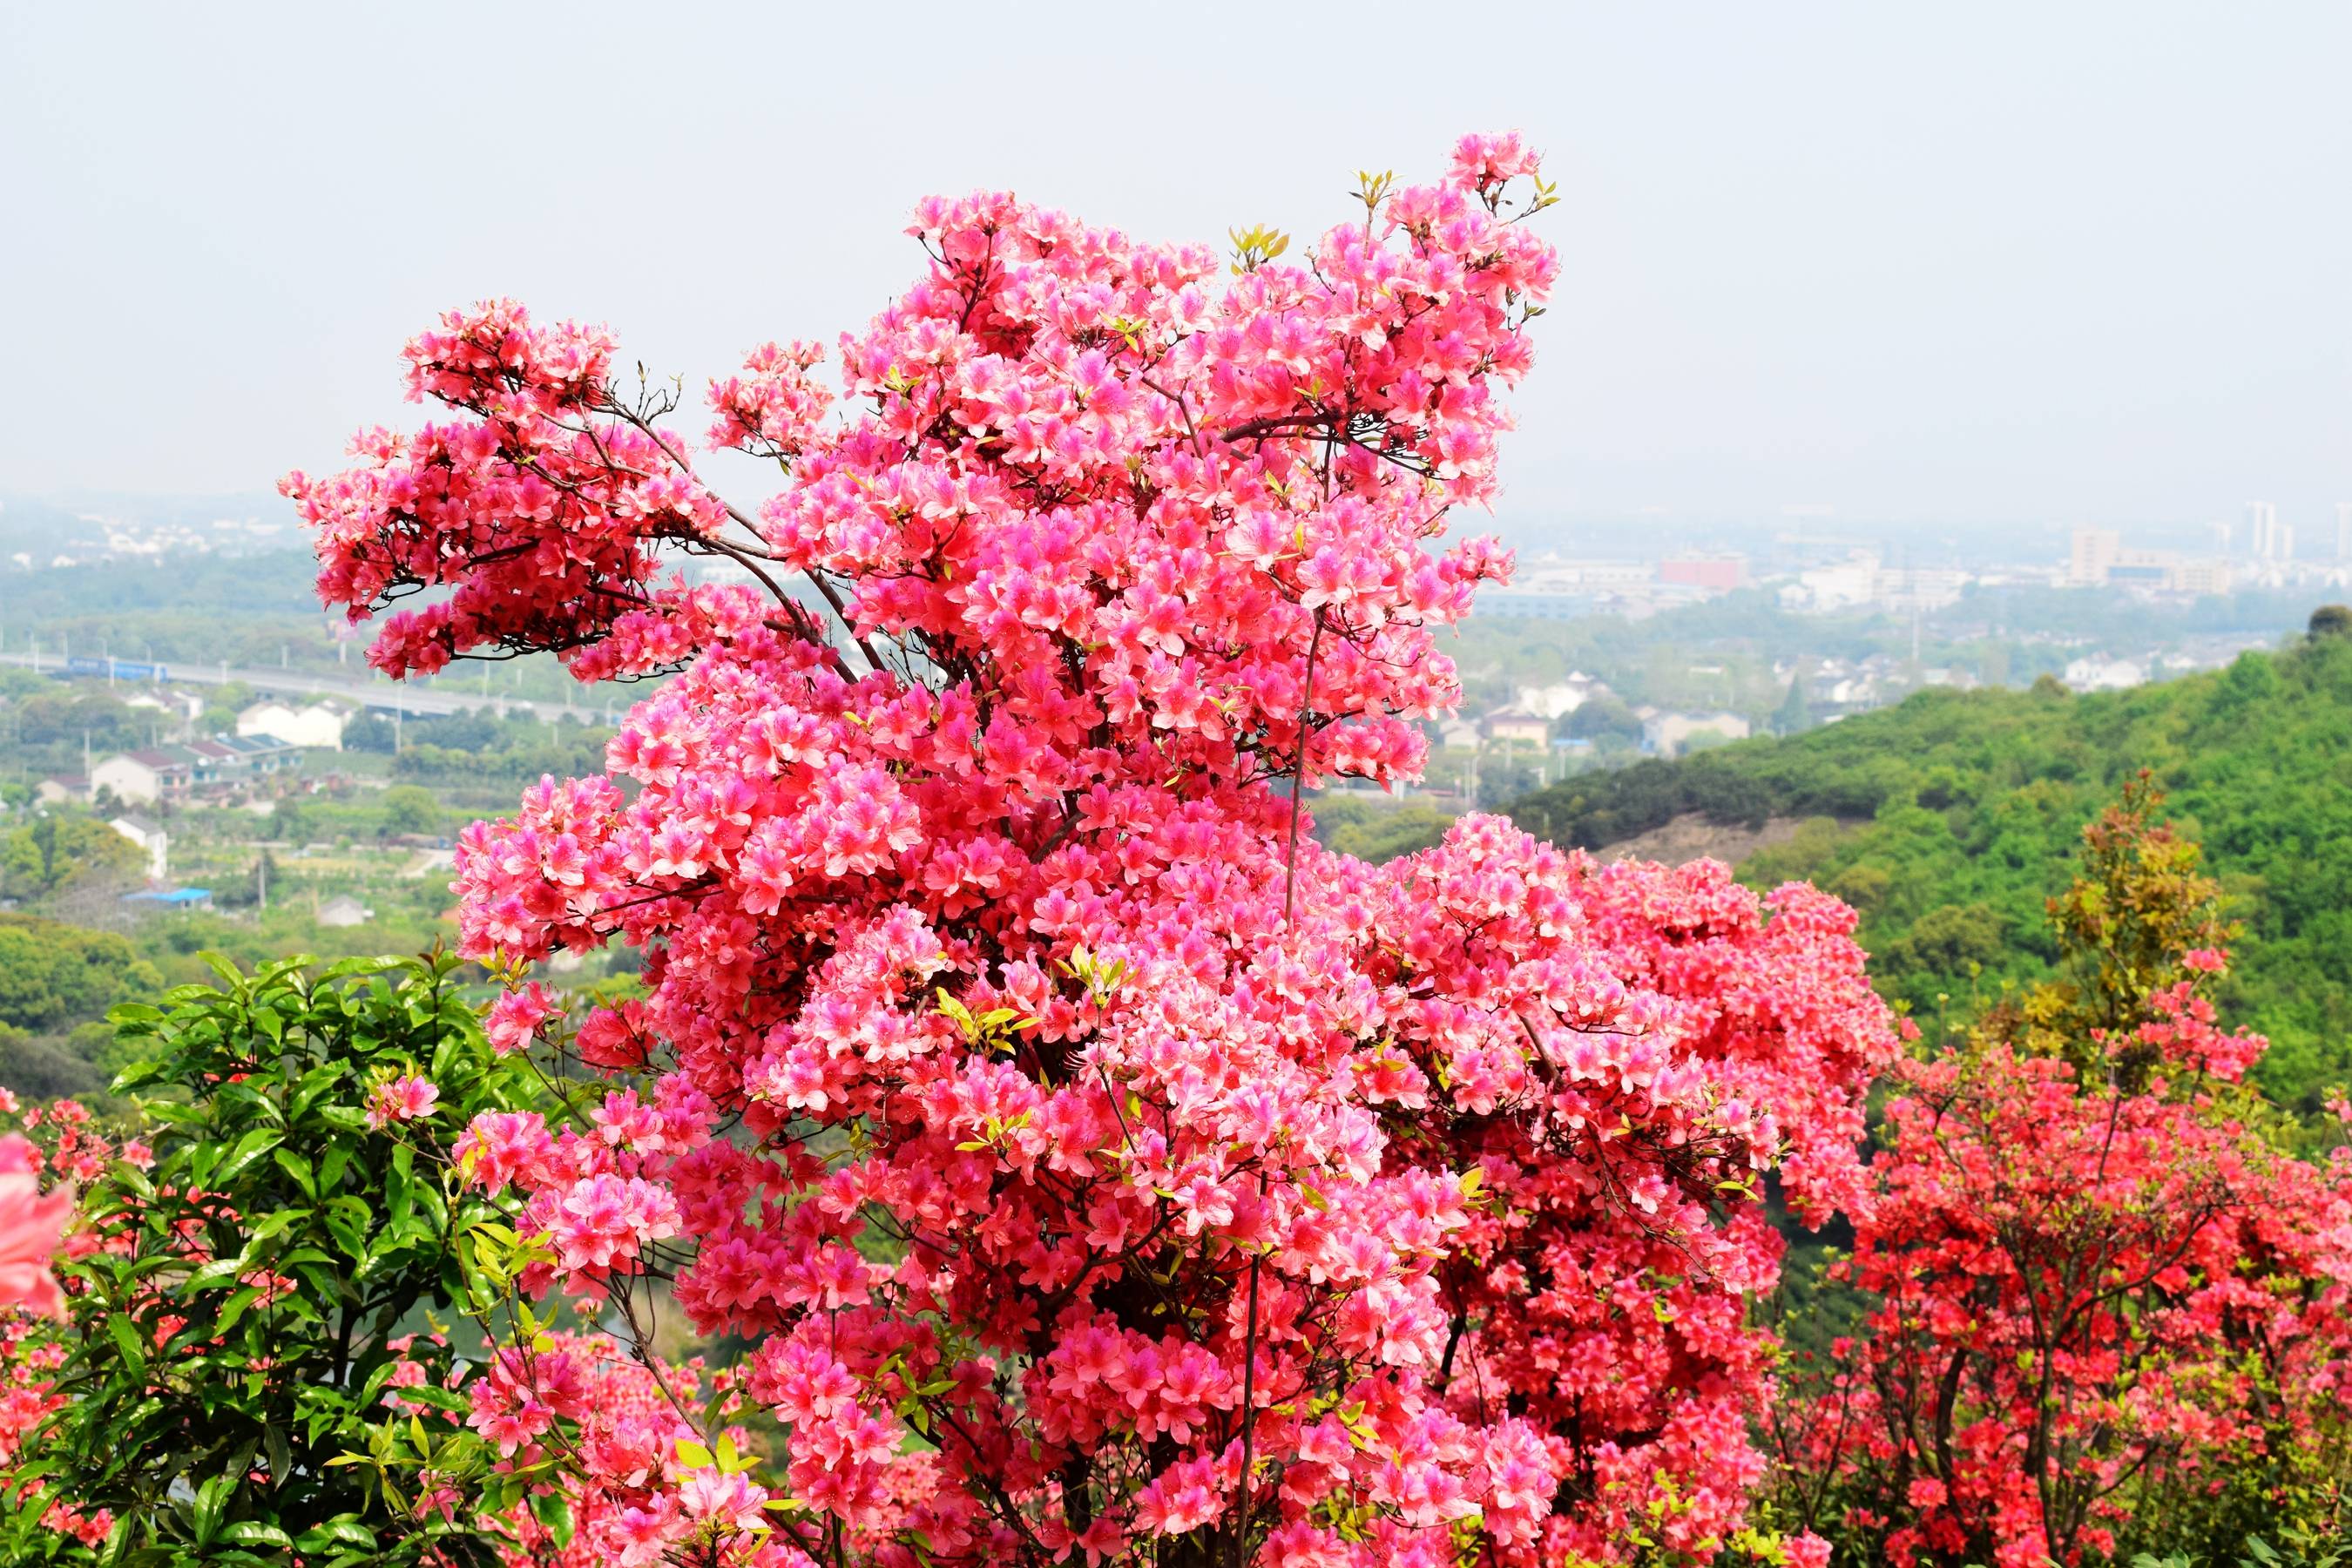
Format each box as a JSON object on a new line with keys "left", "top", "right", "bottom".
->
{"left": 2069, "top": 527, "right": 2121, "bottom": 585}
{"left": 2337, "top": 501, "right": 2351, "bottom": 560}
{"left": 2246, "top": 501, "right": 2280, "bottom": 558}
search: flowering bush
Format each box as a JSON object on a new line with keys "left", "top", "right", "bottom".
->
{"left": 1, "top": 956, "right": 551, "bottom": 1566}
{"left": 282, "top": 137, "right": 1898, "bottom": 1567}
{"left": 0, "top": 1094, "right": 125, "bottom": 1556}
{"left": 1771, "top": 788, "right": 2352, "bottom": 1567}
{"left": 0, "top": 1117, "right": 77, "bottom": 1324}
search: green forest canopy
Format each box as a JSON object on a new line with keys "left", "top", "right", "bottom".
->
{"left": 1486, "top": 625, "right": 2352, "bottom": 1114}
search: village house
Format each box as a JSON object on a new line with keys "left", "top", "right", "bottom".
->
{"left": 1436, "top": 717, "right": 1483, "bottom": 752}
{"left": 237, "top": 698, "right": 351, "bottom": 750}
{"left": 1513, "top": 673, "right": 1612, "bottom": 720}
{"left": 124, "top": 689, "right": 206, "bottom": 725}
{"left": 2064, "top": 655, "right": 2148, "bottom": 693}
{"left": 1640, "top": 709, "right": 1752, "bottom": 758}
{"left": 91, "top": 733, "right": 304, "bottom": 806}
{"left": 92, "top": 748, "right": 193, "bottom": 807}
{"left": 107, "top": 814, "right": 170, "bottom": 882}
{"left": 121, "top": 887, "right": 213, "bottom": 913}
{"left": 1480, "top": 706, "right": 1552, "bottom": 748}
{"left": 315, "top": 894, "right": 374, "bottom": 928}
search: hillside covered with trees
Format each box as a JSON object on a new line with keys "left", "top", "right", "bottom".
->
{"left": 1490, "top": 614, "right": 2352, "bottom": 1112}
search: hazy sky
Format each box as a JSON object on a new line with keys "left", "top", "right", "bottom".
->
{"left": 3, "top": 2, "right": 2346, "bottom": 536}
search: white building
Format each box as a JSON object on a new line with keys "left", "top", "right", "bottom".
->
{"left": 2069, "top": 528, "right": 2121, "bottom": 585}
{"left": 125, "top": 690, "right": 205, "bottom": 724}
{"left": 107, "top": 814, "right": 169, "bottom": 882}
{"left": 315, "top": 894, "right": 375, "bottom": 928}
{"left": 1513, "top": 675, "right": 1610, "bottom": 720}
{"left": 2067, "top": 526, "right": 2231, "bottom": 596}
{"left": 2247, "top": 501, "right": 2280, "bottom": 558}
{"left": 1482, "top": 706, "right": 1552, "bottom": 747}
{"left": 92, "top": 749, "right": 192, "bottom": 807}
{"left": 1641, "top": 710, "right": 1751, "bottom": 757}
{"left": 237, "top": 699, "right": 350, "bottom": 751}
{"left": 1780, "top": 551, "right": 1882, "bottom": 613}
{"left": 1876, "top": 566, "right": 1972, "bottom": 612}
{"left": 2063, "top": 655, "right": 2147, "bottom": 692}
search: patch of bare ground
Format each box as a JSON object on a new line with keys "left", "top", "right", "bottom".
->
{"left": 1597, "top": 812, "right": 1811, "bottom": 868}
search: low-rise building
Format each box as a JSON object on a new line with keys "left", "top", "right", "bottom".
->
{"left": 1642, "top": 710, "right": 1752, "bottom": 758}
{"left": 237, "top": 699, "right": 351, "bottom": 751}
{"left": 1481, "top": 706, "right": 1552, "bottom": 747}
{"left": 91, "top": 733, "right": 304, "bottom": 806}
{"left": 1514, "top": 674, "right": 1611, "bottom": 719}
{"left": 125, "top": 690, "right": 205, "bottom": 724}
{"left": 1657, "top": 556, "right": 1747, "bottom": 593}
{"left": 315, "top": 894, "right": 375, "bottom": 928}
{"left": 2167, "top": 560, "right": 2232, "bottom": 596}
{"left": 93, "top": 749, "right": 193, "bottom": 806}
{"left": 108, "top": 814, "right": 169, "bottom": 882}
{"left": 2068, "top": 526, "right": 2231, "bottom": 596}
{"left": 121, "top": 887, "right": 213, "bottom": 913}
{"left": 35, "top": 775, "right": 89, "bottom": 807}
{"left": 2063, "top": 655, "right": 2147, "bottom": 692}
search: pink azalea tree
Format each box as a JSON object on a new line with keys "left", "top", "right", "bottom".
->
{"left": 286, "top": 136, "right": 1895, "bottom": 1568}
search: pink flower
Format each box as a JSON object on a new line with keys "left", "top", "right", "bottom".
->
{"left": 486, "top": 982, "right": 561, "bottom": 1053}
{"left": 676, "top": 1467, "right": 769, "bottom": 1535}
{"left": 0, "top": 1139, "right": 72, "bottom": 1320}
{"left": 365, "top": 1075, "right": 441, "bottom": 1130}
{"left": 549, "top": 1174, "right": 679, "bottom": 1274}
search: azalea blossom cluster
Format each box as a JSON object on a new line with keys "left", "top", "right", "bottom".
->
{"left": 293, "top": 136, "right": 1896, "bottom": 1567}
{"left": 0, "top": 1098, "right": 132, "bottom": 1551}
{"left": 281, "top": 298, "right": 732, "bottom": 678}
{"left": 464, "top": 1328, "right": 788, "bottom": 1568}
{"left": 1394, "top": 841, "right": 1892, "bottom": 1563}
{"left": 1782, "top": 942, "right": 2352, "bottom": 1568}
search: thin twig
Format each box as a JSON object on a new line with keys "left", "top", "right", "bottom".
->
{"left": 1281, "top": 610, "right": 1327, "bottom": 928}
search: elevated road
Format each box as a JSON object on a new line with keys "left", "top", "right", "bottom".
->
{"left": 0, "top": 650, "right": 611, "bottom": 725}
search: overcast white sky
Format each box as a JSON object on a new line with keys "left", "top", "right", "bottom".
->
{"left": 2, "top": 2, "right": 2345, "bottom": 534}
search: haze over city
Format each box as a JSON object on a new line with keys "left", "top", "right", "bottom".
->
{"left": 3, "top": 1, "right": 2347, "bottom": 534}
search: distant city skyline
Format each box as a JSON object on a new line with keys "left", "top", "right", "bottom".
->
{"left": 2, "top": 3, "right": 2347, "bottom": 526}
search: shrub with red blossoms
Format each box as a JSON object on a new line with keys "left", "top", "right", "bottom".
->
{"left": 464, "top": 1327, "right": 780, "bottom": 1568}
{"left": 289, "top": 135, "right": 1895, "bottom": 1568}
{"left": 1396, "top": 842, "right": 1896, "bottom": 1563}
{"left": 0, "top": 1098, "right": 124, "bottom": 1556}
{"left": 1772, "top": 790, "right": 2352, "bottom": 1568}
